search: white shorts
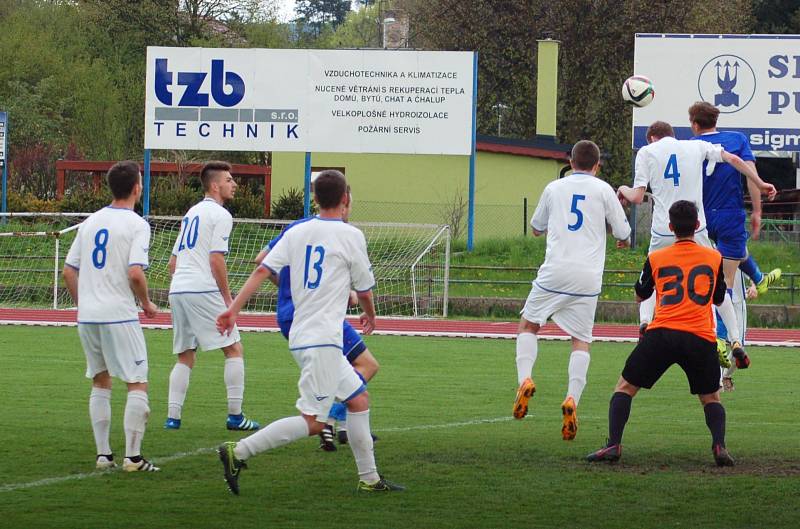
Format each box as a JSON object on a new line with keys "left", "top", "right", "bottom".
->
{"left": 290, "top": 346, "right": 365, "bottom": 421}
{"left": 169, "top": 292, "right": 240, "bottom": 353}
{"left": 649, "top": 229, "right": 713, "bottom": 252}
{"left": 521, "top": 284, "right": 598, "bottom": 343}
{"left": 78, "top": 322, "right": 148, "bottom": 383}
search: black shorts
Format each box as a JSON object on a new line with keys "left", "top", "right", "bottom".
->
{"left": 621, "top": 328, "right": 720, "bottom": 395}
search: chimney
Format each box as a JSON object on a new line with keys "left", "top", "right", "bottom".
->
{"left": 535, "top": 39, "right": 560, "bottom": 141}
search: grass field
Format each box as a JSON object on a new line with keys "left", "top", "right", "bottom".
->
{"left": 1, "top": 326, "right": 798, "bottom": 529}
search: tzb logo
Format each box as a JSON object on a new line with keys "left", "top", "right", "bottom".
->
{"left": 155, "top": 58, "right": 245, "bottom": 107}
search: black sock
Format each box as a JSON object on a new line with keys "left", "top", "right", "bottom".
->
{"left": 608, "top": 392, "right": 633, "bottom": 446}
{"left": 704, "top": 402, "right": 726, "bottom": 447}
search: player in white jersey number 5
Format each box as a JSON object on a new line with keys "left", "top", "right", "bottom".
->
{"left": 165, "top": 161, "right": 259, "bottom": 432}
{"left": 512, "top": 140, "right": 632, "bottom": 442}
{"left": 616, "top": 121, "right": 774, "bottom": 359}
{"left": 215, "top": 170, "right": 403, "bottom": 495}
{"left": 63, "top": 161, "right": 160, "bottom": 473}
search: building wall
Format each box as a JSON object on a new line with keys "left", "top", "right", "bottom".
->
{"left": 271, "top": 151, "right": 565, "bottom": 240}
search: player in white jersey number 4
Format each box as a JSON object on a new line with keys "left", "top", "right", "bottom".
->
{"left": 512, "top": 141, "right": 632, "bottom": 441}
{"left": 165, "top": 161, "right": 259, "bottom": 432}
{"left": 215, "top": 170, "right": 403, "bottom": 495}
{"left": 63, "top": 161, "right": 160, "bottom": 473}
{"left": 616, "top": 121, "right": 775, "bottom": 359}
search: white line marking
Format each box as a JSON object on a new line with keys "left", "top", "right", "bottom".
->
{"left": 0, "top": 447, "right": 213, "bottom": 493}
{"left": 0, "top": 412, "right": 791, "bottom": 492}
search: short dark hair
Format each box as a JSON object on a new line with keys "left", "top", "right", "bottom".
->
{"left": 646, "top": 121, "right": 675, "bottom": 141}
{"left": 688, "top": 101, "right": 719, "bottom": 129}
{"left": 570, "top": 140, "right": 600, "bottom": 171}
{"left": 200, "top": 160, "right": 232, "bottom": 191}
{"left": 107, "top": 161, "right": 140, "bottom": 199}
{"left": 669, "top": 200, "right": 698, "bottom": 237}
{"left": 314, "top": 170, "right": 347, "bottom": 209}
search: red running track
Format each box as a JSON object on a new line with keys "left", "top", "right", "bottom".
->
{"left": 1, "top": 308, "right": 798, "bottom": 346}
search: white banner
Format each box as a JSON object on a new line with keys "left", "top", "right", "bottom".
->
{"left": 144, "top": 47, "right": 475, "bottom": 155}
{"left": 633, "top": 34, "right": 800, "bottom": 151}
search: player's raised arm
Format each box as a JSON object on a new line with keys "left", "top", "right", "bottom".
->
{"left": 719, "top": 151, "right": 777, "bottom": 200}
{"left": 745, "top": 174, "right": 762, "bottom": 239}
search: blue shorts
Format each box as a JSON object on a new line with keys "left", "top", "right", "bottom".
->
{"left": 278, "top": 319, "right": 367, "bottom": 364}
{"left": 706, "top": 209, "right": 748, "bottom": 260}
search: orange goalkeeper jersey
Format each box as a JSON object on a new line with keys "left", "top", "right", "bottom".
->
{"left": 635, "top": 240, "right": 727, "bottom": 342}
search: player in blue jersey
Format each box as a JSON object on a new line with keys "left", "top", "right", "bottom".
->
{"left": 689, "top": 102, "right": 779, "bottom": 370}
{"left": 253, "top": 193, "right": 380, "bottom": 451}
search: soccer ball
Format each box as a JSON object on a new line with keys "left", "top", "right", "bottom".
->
{"left": 622, "top": 75, "right": 655, "bottom": 107}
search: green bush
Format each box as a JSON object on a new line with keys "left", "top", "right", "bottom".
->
{"left": 57, "top": 187, "right": 113, "bottom": 213}
{"left": 228, "top": 184, "right": 265, "bottom": 218}
{"left": 7, "top": 191, "right": 57, "bottom": 212}
{"left": 150, "top": 178, "right": 202, "bottom": 216}
{"left": 271, "top": 187, "right": 315, "bottom": 220}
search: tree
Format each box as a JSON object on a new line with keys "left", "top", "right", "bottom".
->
{"left": 295, "top": 0, "right": 353, "bottom": 37}
{"left": 406, "top": 0, "right": 753, "bottom": 187}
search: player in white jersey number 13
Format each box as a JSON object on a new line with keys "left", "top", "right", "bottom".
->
{"left": 214, "top": 170, "right": 403, "bottom": 495}
{"left": 62, "top": 161, "right": 160, "bottom": 473}
{"left": 512, "top": 140, "right": 632, "bottom": 442}
{"left": 164, "top": 161, "right": 259, "bottom": 432}
{"left": 616, "top": 121, "right": 775, "bottom": 356}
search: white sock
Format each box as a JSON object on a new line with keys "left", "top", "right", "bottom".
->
{"left": 639, "top": 293, "right": 656, "bottom": 325}
{"left": 566, "top": 350, "right": 591, "bottom": 405}
{"left": 167, "top": 363, "right": 192, "bottom": 420}
{"left": 224, "top": 357, "right": 245, "bottom": 416}
{"left": 89, "top": 388, "right": 112, "bottom": 455}
{"left": 234, "top": 416, "right": 308, "bottom": 460}
{"left": 717, "top": 292, "right": 742, "bottom": 344}
{"left": 124, "top": 390, "right": 149, "bottom": 458}
{"left": 346, "top": 409, "right": 379, "bottom": 483}
{"left": 515, "top": 332, "right": 538, "bottom": 385}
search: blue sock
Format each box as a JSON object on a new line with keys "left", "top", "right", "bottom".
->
{"left": 716, "top": 308, "right": 728, "bottom": 341}
{"left": 739, "top": 255, "right": 763, "bottom": 284}
{"left": 329, "top": 402, "right": 347, "bottom": 422}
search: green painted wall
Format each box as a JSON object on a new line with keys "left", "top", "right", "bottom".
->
{"left": 271, "top": 151, "right": 565, "bottom": 240}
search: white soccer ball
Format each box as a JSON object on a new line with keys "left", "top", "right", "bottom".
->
{"left": 622, "top": 75, "right": 655, "bottom": 107}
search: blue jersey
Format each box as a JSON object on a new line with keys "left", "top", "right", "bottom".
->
{"left": 267, "top": 219, "right": 309, "bottom": 323}
{"left": 692, "top": 131, "right": 754, "bottom": 211}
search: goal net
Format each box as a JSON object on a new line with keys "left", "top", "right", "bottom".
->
{"left": 0, "top": 213, "right": 450, "bottom": 318}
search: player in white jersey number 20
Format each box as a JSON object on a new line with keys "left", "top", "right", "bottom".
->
{"left": 214, "top": 170, "right": 403, "bottom": 495}
{"left": 512, "top": 140, "right": 632, "bottom": 442}
{"left": 616, "top": 121, "right": 775, "bottom": 356}
{"left": 164, "top": 161, "right": 259, "bottom": 432}
{"left": 63, "top": 161, "right": 160, "bottom": 473}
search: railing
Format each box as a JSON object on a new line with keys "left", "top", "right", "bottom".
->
{"left": 445, "top": 265, "right": 800, "bottom": 305}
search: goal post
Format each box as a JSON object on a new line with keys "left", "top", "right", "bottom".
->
{"left": 0, "top": 213, "right": 450, "bottom": 318}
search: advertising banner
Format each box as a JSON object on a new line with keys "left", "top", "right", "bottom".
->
{"left": 145, "top": 47, "right": 475, "bottom": 155}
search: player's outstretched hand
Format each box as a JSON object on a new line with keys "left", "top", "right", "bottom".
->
{"left": 359, "top": 312, "right": 375, "bottom": 335}
{"left": 217, "top": 309, "right": 237, "bottom": 336}
{"left": 141, "top": 301, "right": 158, "bottom": 318}
{"left": 616, "top": 188, "right": 630, "bottom": 207}
{"left": 762, "top": 183, "right": 778, "bottom": 200}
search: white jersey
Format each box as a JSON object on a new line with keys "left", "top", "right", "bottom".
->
{"left": 169, "top": 198, "right": 232, "bottom": 294}
{"left": 634, "top": 136, "right": 724, "bottom": 237}
{"left": 65, "top": 206, "right": 150, "bottom": 323}
{"left": 530, "top": 173, "right": 631, "bottom": 296}
{"left": 262, "top": 216, "right": 374, "bottom": 351}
